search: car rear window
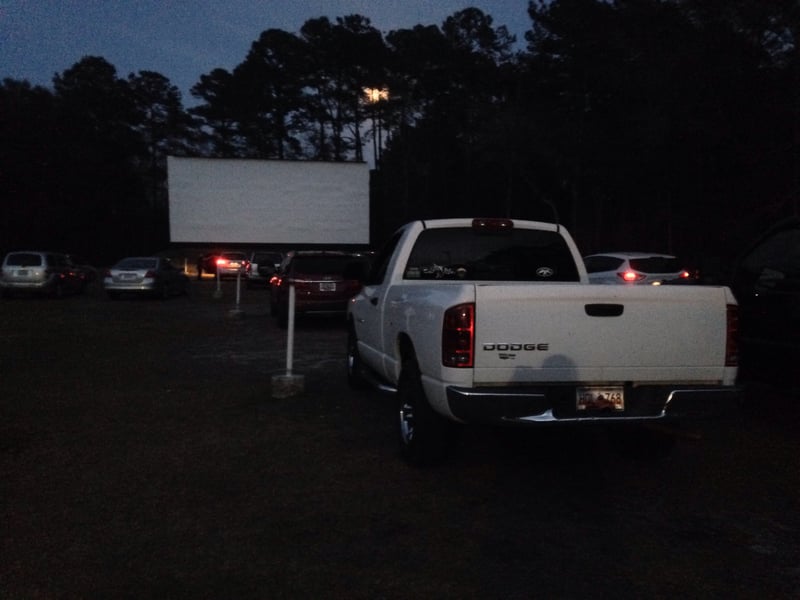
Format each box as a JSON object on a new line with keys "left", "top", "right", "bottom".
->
{"left": 253, "top": 253, "right": 281, "bottom": 264}
{"left": 290, "top": 255, "right": 357, "bottom": 276}
{"left": 404, "top": 227, "right": 580, "bottom": 282}
{"left": 583, "top": 256, "right": 624, "bottom": 273}
{"left": 628, "top": 257, "right": 681, "bottom": 273}
{"left": 6, "top": 253, "right": 43, "bottom": 267}
{"left": 118, "top": 258, "right": 158, "bottom": 270}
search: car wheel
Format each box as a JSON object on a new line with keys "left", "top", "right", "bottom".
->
{"left": 397, "top": 357, "right": 459, "bottom": 466}
{"left": 346, "top": 324, "right": 369, "bottom": 390}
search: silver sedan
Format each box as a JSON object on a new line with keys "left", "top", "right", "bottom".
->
{"left": 103, "top": 257, "right": 189, "bottom": 299}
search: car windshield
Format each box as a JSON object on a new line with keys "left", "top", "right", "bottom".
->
{"left": 628, "top": 257, "right": 681, "bottom": 273}
{"left": 117, "top": 258, "right": 157, "bottom": 270}
{"left": 6, "top": 253, "right": 43, "bottom": 267}
{"left": 404, "top": 228, "right": 580, "bottom": 282}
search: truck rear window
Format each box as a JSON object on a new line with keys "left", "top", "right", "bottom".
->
{"left": 404, "top": 228, "right": 580, "bottom": 282}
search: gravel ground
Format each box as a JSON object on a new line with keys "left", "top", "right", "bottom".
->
{"left": 2, "top": 280, "right": 799, "bottom": 599}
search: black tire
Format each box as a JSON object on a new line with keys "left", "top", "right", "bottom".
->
{"left": 397, "top": 358, "right": 460, "bottom": 466}
{"left": 346, "top": 325, "right": 369, "bottom": 390}
{"left": 608, "top": 424, "right": 676, "bottom": 461}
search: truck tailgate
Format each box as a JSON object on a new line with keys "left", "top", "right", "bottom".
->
{"left": 473, "top": 283, "right": 731, "bottom": 384}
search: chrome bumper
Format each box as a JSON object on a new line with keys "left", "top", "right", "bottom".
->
{"left": 446, "top": 384, "right": 743, "bottom": 425}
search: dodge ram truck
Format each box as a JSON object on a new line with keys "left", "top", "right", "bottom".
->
{"left": 347, "top": 218, "right": 741, "bottom": 465}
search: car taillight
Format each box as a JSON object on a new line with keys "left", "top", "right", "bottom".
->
{"left": 216, "top": 258, "right": 227, "bottom": 267}
{"left": 442, "top": 303, "right": 475, "bottom": 368}
{"left": 726, "top": 304, "right": 739, "bottom": 367}
{"left": 618, "top": 270, "right": 645, "bottom": 282}
{"left": 679, "top": 270, "right": 691, "bottom": 279}
{"left": 145, "top": 270, "right": 157, "bottom": 278}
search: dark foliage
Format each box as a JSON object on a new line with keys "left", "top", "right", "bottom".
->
{"left": 1, "top": 2, "right": 797, "bottom": 272}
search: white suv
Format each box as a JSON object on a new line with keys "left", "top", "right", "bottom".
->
{"left": 583, "top": 252, "right": 691, "bottom": 285}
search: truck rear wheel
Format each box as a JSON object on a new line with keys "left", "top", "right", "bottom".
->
{"left": 608, "top": 424, "right": 676, "bottom": 460}
{"left": 397, "top": 359, "right": 459, "bottom": 466}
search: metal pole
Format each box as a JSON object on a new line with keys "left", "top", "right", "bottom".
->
{"left": 286, "top": 284, "right": 295, "bottom": 376}
{"left": 213, "top": 263, "right": 222, "bottom": 299}
{"left": 235, "top": 271, "right": 241, "bottom": 307}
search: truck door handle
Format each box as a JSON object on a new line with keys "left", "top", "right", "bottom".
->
{"left": 585, "top": 303, "right": 624, "bottom": 317}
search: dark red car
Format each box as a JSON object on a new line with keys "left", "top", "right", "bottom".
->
{"left": 269, "top": 251, "right": 370, "bottom": 327}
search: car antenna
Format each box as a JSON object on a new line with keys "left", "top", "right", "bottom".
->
{"left": 519, "top": 172, "right": 560, "bottom": 232}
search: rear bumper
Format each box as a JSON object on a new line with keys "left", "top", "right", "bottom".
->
{"left": 446, "top": 384, "right": 743, "bottom": 425}
{"left": 104, "top": 281, "right": 157, "bottom": 292}
{"left": 1, "top": 276, "right": 60, "bottom": 293}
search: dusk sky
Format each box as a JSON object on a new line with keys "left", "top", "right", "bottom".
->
{"left": 1, "top": 1, "right": 531, "bottom": 102}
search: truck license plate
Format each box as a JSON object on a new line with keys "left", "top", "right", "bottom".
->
{"left": 319, "top": 282, "right": 336, "bottom": 291}
{"left": 576, "top": 387, "right": 624, "bottom": 412}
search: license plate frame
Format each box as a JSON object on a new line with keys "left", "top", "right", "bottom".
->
{"left": 576, "top": 386, "right": 625, "bottom": 412}
{"left": 319, "top": 281, "right": 336, "bottom": 292}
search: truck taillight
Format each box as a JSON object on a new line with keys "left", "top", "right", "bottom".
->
{"left": 442, "top": 303, "right": 475, "bottom": 368}
{"left": 472, "top": 218, "right": 513, "bottom": 233}
{"left": 726, "top": 304, "right": 739, "bottom": 367}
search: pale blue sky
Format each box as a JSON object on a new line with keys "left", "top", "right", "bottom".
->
{"left": 1, "top": 1, "right": 531, "bottom": 101}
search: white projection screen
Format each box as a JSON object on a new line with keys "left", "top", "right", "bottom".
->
{"left": 167, "top": 157, "right": 370, "bottom": 244}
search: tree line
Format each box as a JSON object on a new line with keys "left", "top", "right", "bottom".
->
{"left": 1, "top": 0, "right": 798, "bottom": 272}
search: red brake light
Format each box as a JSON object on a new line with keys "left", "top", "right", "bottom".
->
{"left": 472, "top": 218, "right": 513, "bottom": 232}
{"left": 619, "top": 270, "right": 645, "bottom": 282}
{"left": 216, "top": 258, "right": 227, "bottom": 266}
{"left": 442, "top": 303, "right": 475, "bottom": 368}
{"left": 679, "top": 270, "right": 691, "bottom": 279}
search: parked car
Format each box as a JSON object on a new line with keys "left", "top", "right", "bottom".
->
{"left": 0, "top": 250, "right": 86, "bottom": 297}
{"left": 103, "top": 256, "right": 189, "bottom": 299}
{"left": 583, "top": 252, "right": 691, "bottom": 285}
{"left": 197, "top": 251, "right": 249, "bottom": 279}
{"left": 246, "top": 250, "right": 283, "bottom": 288}
{"left": 270, "top": 251, "right": 370, "bottom": 327}
{"left": 66, "top": 254, "right": 98, "bottom": 285}
{"left": 731, "top": 216, "right": 800, "bottom": 386}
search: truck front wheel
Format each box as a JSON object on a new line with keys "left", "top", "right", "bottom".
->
{"left": 397, "top": 359, "right": 459, "bottom": 466}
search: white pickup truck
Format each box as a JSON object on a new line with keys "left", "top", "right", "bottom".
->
{"left": 346, "top": 218, "right": 741, "bottom": 465}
